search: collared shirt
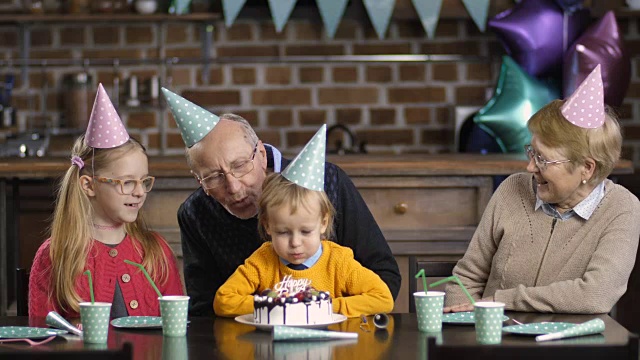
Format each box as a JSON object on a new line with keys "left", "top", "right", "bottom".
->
{"left": 535, "top": 181, "right": 605, "bottom": 221}
{"left": 280, "top": 243, "right": 324, "bottom": 269}
{"left": 264, "top": 143, "right": 282, "bottom": 173}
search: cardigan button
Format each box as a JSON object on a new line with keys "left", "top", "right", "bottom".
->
{"left": 129, "top": 300, "right": 139, "bottom": 309}
{"left": 109, "top": 249, "right": 118, "bottom": 257}
{"left": 121, "top": 274, "right": 131, "bottom": 283}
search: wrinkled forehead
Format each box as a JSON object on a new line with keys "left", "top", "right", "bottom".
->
{"left": 189, "top": 120, "right": 254, "bottom": 170}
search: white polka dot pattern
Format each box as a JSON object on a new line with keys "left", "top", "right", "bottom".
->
{"left": 474, "top": 302, "right": 504, "bottom": 345}
{"left": 535, "top": 318, "right": 605, "bottom": 342}
{"left": 414, "top": 291, "right": 444, "bottom": 333}
{"left": 159, "top": 296, "right": 190, "bottom": 337}
{"left": 161, "top": 87, "right": 220, "bottom": 147}
{"left": 273, "top": 325, "right": 358, "bottom": 340}
{"left": 85, "top": 84, "right": 130, "bottom": 149}
{"left": 561, "top": 64, "right": 605, "bottom": 129}
{"left": 79, "top": 302, "right": 112, "bottom": 344}
{"left": 281, "top": 124, "right": 326, "bottom": 191}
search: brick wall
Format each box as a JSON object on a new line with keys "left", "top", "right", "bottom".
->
{"left": 1, "top": 15, "right": 640, "bottom": 172}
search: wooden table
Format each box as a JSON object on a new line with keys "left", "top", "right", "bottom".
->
{"left": 0, "top": 313, "right": 634, "bottom": 359}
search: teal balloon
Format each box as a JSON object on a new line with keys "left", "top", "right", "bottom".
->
{"left": 474, "top": 56, "right": 560, "bottom": 153}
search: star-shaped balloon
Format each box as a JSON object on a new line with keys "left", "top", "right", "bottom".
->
{"left": 474, "top": 56, "right": 560, "bottom": 153}
{"left": 563, "top": 11, "right": 630, "bottom": 107}
{"left": 488, "top": 0, "right": 590, "bottom": 77}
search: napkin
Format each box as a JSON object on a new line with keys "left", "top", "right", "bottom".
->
{"left": 535, "top": 318, "right": 605, "bottom": 342}
{"left": 272, "top": 326, "right": 358, "bottom": 341}
{"left": 46, "top": 311, "right": 83, "bottom": 337}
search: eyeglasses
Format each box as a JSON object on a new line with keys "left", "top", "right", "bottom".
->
{"left": 194, "top": 143, "right": 258, "bottom": 190}
{"left": 524, "top": 144, "right": 571, "bottom": 170}
{"left": 93, "top": 176, "right": 155, "bottom": 195}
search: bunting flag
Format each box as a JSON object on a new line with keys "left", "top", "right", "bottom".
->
{"left": 461, "top": 0, "right": 490, "bottom": 32}
{"left": 268, "top": 0, "right": 298, "bottom": 33}
{"left": 222, "top": 0, "right": 247, "bottom": 28}
{"left": 316, "top": 0, "right": 349, "bottom": 39}
{"left": 412, "top": 0, "right": 443, "bottom": 39}
{"left": 363, "top": 0, "right": 396, "bottom": 39}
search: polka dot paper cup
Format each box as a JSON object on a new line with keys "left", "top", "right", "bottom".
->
{"left": 79, "top": 302, "right": 112, "bottom": 344}
{"left": 159, "top": 296, "right": 190, "bottom": 337}
{"left": 414, "top": 291, "right": 445, "bottom": 332}
{"left": 474, "top": 301, "right": 505, "bottom": 345}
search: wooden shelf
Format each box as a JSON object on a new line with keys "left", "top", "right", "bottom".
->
{"left": 0, "top": 12, "right": 220, "bottom": 24}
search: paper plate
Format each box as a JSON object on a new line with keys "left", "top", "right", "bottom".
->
{"left": 111, "top": 316, "right": 163, "bottom": 329}
{"left": 503, "top": 322, "right": 576, "bottom": 335}
{"left": 0, "top": 326, "right": 68, "bottom": 339}
{"left": 235, "top": 313, "right": 347, "bottom": 331}
{"left": 442, "top": 311, "right": 509, "bottom": 325}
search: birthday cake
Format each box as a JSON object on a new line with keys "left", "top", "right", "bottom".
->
{"left": 253, "top": 275, "right": 333, "bottom": 325}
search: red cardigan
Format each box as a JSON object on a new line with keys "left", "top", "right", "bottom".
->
{"left": 29, "top": 234, "right": 184, "bottom": 318}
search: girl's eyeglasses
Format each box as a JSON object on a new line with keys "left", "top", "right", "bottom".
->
{"left": 93, "top": 176, "right": 155, "bottom": 195}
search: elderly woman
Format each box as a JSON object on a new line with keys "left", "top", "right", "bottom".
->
{"left": 444, "top": 69, "right": 640, "bottom": 314}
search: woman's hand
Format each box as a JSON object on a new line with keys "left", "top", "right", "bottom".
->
{"left": 443, "top": 296, "right": 494, "bottom": 313}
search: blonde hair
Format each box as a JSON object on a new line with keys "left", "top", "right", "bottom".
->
{"left": 49, "top": 136, "right": 172, "bottom": 313}
{"left": 527, "top": 99, "right": 622, "bottom": 184}
{"left": 258, "top": 173, "right": 335, "bottom": 242}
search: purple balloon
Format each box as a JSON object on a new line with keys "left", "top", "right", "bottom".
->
{"left": 554, "top": 0, "right": 584, "bottom": 13}
{"left": 563, "top": 11, "right": 630, "bottom": 107}
{"left": 488, "top": 0, "right": 590, "bottom": 77}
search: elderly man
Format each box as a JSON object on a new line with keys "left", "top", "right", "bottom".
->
{"left": 162, "top": 88, "right": 401, "bottom": 316}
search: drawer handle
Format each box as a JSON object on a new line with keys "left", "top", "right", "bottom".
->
{"left": 394, "top": 202, "right": 408, "bottom": 215}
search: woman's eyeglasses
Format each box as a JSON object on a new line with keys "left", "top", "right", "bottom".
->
{"left": 524, "top": 144, "right": 571, "bottom": 170}
{"left": 194, "top": 143, "right": 258, "bottom": 190}
{"left": 93, "top": 176, "right": 155, "bottom": 195}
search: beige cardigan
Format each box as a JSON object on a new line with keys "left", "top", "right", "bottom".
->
{"left": 445, "top": 173, "right": 640, "bottom": 313}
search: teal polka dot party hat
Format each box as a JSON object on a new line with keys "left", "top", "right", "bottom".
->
{"left": 161, "top": 87, "right": 220, "bottom": 147}
{"left": 281, "top": 124, "right": 326, "bottom": 191}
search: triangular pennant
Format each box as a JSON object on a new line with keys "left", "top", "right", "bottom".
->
{"left": 461, "top": 0, "right": 490, "bottom": 32}
{"left": 561, "top": 65, "right": 604, "bottom": 128}
{"left": 85, "top": 83, "right": 129, "bottom": 149}
{"left": 161, "top": 87, "right": 220, "bottom": 147}
{"left": 363, "top": 0, "right": 396, "bottom": 39}
{"left": 268, "top": 0, "right": 298, "bottom": 33}
{"left": 316, "top": 0, "right": 349, "bottom": 39}
{"left": 281, "top": 124, "right": 326, "bottom": 191}
{"left": 222, "top": 0, "right": 247, "bottom": 28}
{"left": 412, "top": 0, "right": 443, "bottom": 39}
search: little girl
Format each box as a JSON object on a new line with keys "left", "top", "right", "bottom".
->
{"left": 29, "top": 84, "right": 183, "bottom": 318}
{"left": 214, "top": 125, "right": 394, "bottom": 318}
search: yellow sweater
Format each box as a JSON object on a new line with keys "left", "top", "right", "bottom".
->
{"left": 214, "top": 241, "right": 394, "bottom": 318}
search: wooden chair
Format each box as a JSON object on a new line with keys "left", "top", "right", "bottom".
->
{"left": 426, "top": 335, "right": 639, "bottom": 360}
{"left": 408, "top": 256, "right": 457, "bottom": 313}
{"left": 16, "top": 268, "right": 29, "bottom": 317}
{"left": 0, "top": 342, "right": 133, "bottom": 359}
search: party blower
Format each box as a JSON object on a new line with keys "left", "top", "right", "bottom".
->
{"left": 46, "top": 311, "right": 83, "bottom": 337}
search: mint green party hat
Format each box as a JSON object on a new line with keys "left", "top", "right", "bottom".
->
{"left": 161, "top": 87, "right": 220, "bottom": 147}
{"left": 281, "top": 124, "right": 326, "bottom": 191}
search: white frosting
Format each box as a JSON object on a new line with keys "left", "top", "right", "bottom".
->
{"left": 254, "top": 299, "right": 333, "bottom": 325}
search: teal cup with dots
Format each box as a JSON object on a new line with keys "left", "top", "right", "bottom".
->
{"left": 79, "top": 302, "right": 112, "bottom": 344}
{"left": 159, "top": 295, "right": 190, "bottom": 337}
{"left": 413, "top": 291, "right": 445, "bottom": 332}
{"left": 474, "top": 301, "right": 505, "bottom": 345}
